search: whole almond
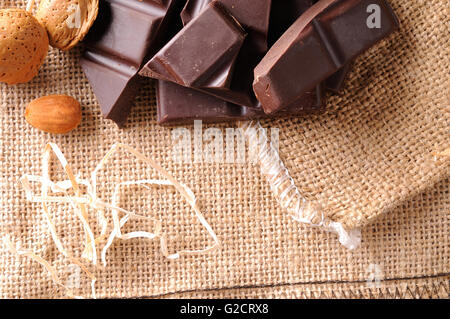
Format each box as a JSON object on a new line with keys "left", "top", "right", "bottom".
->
{"left": 0, "top": 9, "right": 49, "bottom": 84}
{"left": 36, "top": 0, "right": 99, "bottom": 51}
{"left": 25, "top": 95, "right": 82, "bottom": 134}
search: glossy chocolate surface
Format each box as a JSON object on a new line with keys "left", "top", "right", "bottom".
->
{"left": 254, "top": 0, "right": 399, "bottom": 114}
{"left": 140, "top": 2, "right": 246, "bottom": 89}
{"left": 142, "top": 0, "right": 272, "bottom": 108}
{"left": 157, "top": 80, "right": 324, "bottom": 125}
{"left": 81, "top": 0, "right": 182, "bottom": 126}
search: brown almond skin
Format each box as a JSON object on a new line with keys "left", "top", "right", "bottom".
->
{"left": 25, "top": 95, "right": 82, "bottom": 134}
{"left": 0, "top": 9, "right": 49, "bottom": 84}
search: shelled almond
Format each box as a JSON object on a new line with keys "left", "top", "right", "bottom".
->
{"left": 25, "top": 95, "right": 82, "bottom": 134}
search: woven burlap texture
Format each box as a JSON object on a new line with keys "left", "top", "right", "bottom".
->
{"left": 264, "top": 0, "right": 449, "bottom": 229}
{"left": 0, "top": 0, "right": 449, "bottom": 298}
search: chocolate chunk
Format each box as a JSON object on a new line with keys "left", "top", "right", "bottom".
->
{"left": 140, "top": 2, "right": 246, "bottom": 90}
{"left": 180, "top": 0, "right": 210, "bottom": 25}
{"left": 254, "top": 0, "right": 399, "bottom": 114}
{"left": 181, "top": 0, "right": 272, "bottom": 52}
{"left": 311, "top": 0, "right": 352, "bottom": 92}
{"left": 81, "top": 54, "right": 142, "bottom": 126}
{"left": 157, "top": 80, "right": 245, "bottom": 124}
{"left": 155, "top": 0, "right": 325, "bottom": 125}
{"left": 156, "top": 80, "right": 324, "bottom": 125}
{"left": 80, "top": 0, "right": 183, "bottom": 127}
{"left": 269, "top": 0, "right": 351, "bottom": 93}
{"left": 142, "top": 0, "right": 272, "bottom": 108}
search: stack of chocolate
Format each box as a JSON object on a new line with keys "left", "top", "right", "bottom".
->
{"left": 81, "top": 0, "right": 399, "bottom": 127}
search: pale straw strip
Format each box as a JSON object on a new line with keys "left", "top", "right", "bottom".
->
{"left": 3, "top": 236, "right": 61, "bottom": 286}
{"left": 20, "top": 178, "right": 97, "bottom": 296}
{"left": 41, "top": 143, "right": 97, "bottom": 265}
{"left": 95, "top": 143, "right": 220, "bottom": 264}
{"left": 20, "top": 142, "right": 220, "bottom": 265}
{"left": 14, "top": 142, "right": 220, "bottom": 296}
{"left": 2, "top": 236, "right": 92, "bottom": 299}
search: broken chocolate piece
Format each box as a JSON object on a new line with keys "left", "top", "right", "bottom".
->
{"left": 80, "top": 0, "right": 182, "bottom": 127}
{"left": 157, "top": 80, "right": 245, "bottom": 124}
{"left": 155, "top": 0, "right": 326, "bottom": 124}
{"left": 181, "top": 0, "right": 272, "bottom": 52}
{"left": 311, "top": 0, "right": 352, "bottom": 92}
{"left": 156, "top": 80, "right": 324, "bottom": 125}
{"left": 140, "top": 2, "right": 246, "bottom": 90}
{"left": 269, "top": 0, "right": 350, "bottom": 93}
{"left": 142, "top": 0, "right": 272, "bottom": 108}
{"left": 269, "top": 0, "right": 352, "bottom": 93}
{"left": 254, "top": 0, "right": 399, "bottom": 114}
{"left": 180, "top": 0, "right": 210, "bottom": 25}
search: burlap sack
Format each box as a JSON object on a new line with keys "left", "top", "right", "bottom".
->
{"left": 264, "top": 0, "right": 449, "bottom": 230}
{"left": 0, "top": 0, "right": 448, "bottom": 298}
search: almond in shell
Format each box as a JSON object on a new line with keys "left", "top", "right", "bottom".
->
{"left": 0, "top": 9, "right": 49, "bottom": 85}
{"left": 25, "top": 95, "right": 82, "bottom": 134}
{"left": 36, "top": 0, "right": 99, "bottom": 51}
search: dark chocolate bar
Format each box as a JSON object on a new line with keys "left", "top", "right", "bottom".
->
{"left": 269, "top": 0, "right": 352, "bottom": 93}
{"left": 140, "top": 2, "right": 246, "bottom": 89}
{"left": 181, "top": 0, "right": 272, "bottom": 52}
{"left": 269, "top": 0, "right": 350, "bottom": 93}
{"left": 141, "top": 0, "right": 272, "bottom": 108}
{"left": 80, "top": 0, "right": 183, "bottom": 127}
{"left": 180, "top": 0, "right": 210, "bottom": 24}
{"left": 157, "top": 80, "right": 324, "bottom": 125}
{"left": 311, "top": 0, "right": 352, "bottom": 92}
{"left": 155, "top": 0, "right": 326, "bottom": 125}
{"left": 157, "top": 80, "right": 245, "bottom": 124}
{"left": 254, "top": 0, "right": 399, "bottom": 114}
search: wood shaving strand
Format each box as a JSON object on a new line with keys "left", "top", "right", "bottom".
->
{"left": 7, "top": 142, "right": 220, "bottom": 297}
{"left": 2, "top": 236, "right": 93, "bottom": 299}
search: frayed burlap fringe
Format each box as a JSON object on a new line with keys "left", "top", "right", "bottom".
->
{"left": 241, "top": 120, "right": 362, "bottom": 249}
{"left": 154, "top": 276, "right": 450, "bottom": 299}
